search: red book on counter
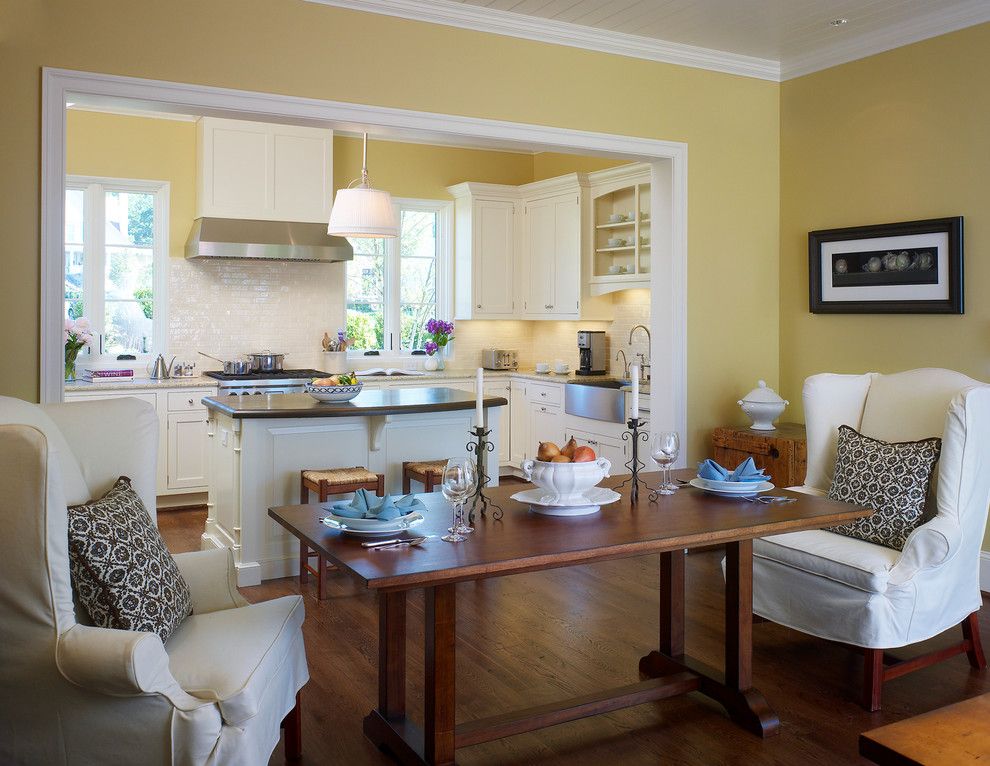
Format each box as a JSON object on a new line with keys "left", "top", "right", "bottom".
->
{"left": 81, "top": 369, "right": 135, "bottom": 381}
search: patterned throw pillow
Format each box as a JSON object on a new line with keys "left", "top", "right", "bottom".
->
{"left": 68, "top": 477, "right": 192, "bottom": 642}
{"left": 828, "top": 425, "right": 941, "bottom": 551}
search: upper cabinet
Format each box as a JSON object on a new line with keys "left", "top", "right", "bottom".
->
{"left": 196, "top": 117, "right": 333, "bottom": 223}
{"left": 588, "top": 164, "right": 652, "bottom": 294}
{"left": 449, "top": 183, "right": 517, "bottom": 320}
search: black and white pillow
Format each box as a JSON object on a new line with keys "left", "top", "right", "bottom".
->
{"left": 828, "top": 425, "right": 941, "bottom": 551}
{"left": 68, "top": 477, "right": 192, "bottom": 642}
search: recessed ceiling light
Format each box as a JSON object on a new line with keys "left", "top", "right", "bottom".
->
{"left": 829, "top": 18, "right": 849, "bottom": 27}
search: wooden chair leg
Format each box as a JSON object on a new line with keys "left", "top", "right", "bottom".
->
{"left": 300, "top": 476, "right": 309, "bottom": 504}
{"left": 963, "top": 611, "right": 987, "bottom": 669}
{"left": 424, "top": 472, "right": 436, "bottom": 493}
{"left": 863, "top": 648, "right": 884, "bottom": 712}
{"left": 282, "top": 691, "right": 302, "bottom": 762}
{"left": 376, "top": 474, "right": 385, "bottom": 495}
{"left": 402, "top": 463, "right": 411, "bottom": 494}
{"left": 318, "top": 479, "right": 331, "bottom": 503}
{"left": 298, "top": 540, "right": 309, "bottom": 584}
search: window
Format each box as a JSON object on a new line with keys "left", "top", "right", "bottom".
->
{"left": 345, "top": 200, "right": 451, "bottom": 354}
{"left": 65, "top": 177, "right": 169, "bottom": 359}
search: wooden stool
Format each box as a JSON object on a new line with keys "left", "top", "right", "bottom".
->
{"left": 298, "top": 466, "right": 384, "bottom": 600}
{"left": 402, "top": 460, "right": 448, "bottom": 494}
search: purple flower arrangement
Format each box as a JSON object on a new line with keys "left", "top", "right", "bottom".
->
{"left": 424, "top": 318, "right": 454, "bottom": 356}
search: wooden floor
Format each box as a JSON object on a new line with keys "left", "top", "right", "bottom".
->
{"left": 160, "top": 507, "right": 989, "bottom": 766}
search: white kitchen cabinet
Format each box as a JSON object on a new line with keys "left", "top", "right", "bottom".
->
{"left": 197, "top": 117, "right": 333, "bottom": 223}
{"left": 167, "top": 411, "right": 209, "bottom": 490}
{"left": 484, "top": 380, "right": 511, "bottom": 465}
{"left": 448, "top": 183, "right": 518, "bottom": 320}
{"left": 64, "top": 386, "right": 216, "bottom": 497}
{"left": 509, "top": 379, "right": 530, "bottom": 467}
{"left": 530, "top": 402, "right": 566, "bottom": 448}
{"left": 521, "top": 191, "right": 581, "bottom": 319}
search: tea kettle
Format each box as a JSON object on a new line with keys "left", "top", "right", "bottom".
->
{"left": 149, "top": 354, "right": 176, "bottom": 380}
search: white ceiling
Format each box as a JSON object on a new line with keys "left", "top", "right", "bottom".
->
{"left": 309, "top": 0, "right": 990, "bottom": 79}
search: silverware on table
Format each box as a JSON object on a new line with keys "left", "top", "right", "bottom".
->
{"left": 362, "top": 536, "right": 430, "bottom": 550}
{"left": 739, "top": 495, "right": 796, "bottom": 505}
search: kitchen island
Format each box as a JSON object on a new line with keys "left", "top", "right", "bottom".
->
{"left": 202, "top": 386, "right": 507, "bottom": 585}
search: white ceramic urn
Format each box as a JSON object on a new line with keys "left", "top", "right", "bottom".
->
{"left": 737, "top": 380, "right": 788, "bottom": 431}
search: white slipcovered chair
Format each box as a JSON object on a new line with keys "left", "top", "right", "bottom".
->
{"left": 751, "top": 369, "right": 990, "bottom": 710}
{"left": 0, "top": 395, "right": 309, "bottom": 764}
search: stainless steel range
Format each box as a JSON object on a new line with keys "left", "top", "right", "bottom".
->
{"left": 204, "top": 368, "right": 329, "bottom": 396}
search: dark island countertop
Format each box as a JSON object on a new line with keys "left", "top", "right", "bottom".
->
{"left": 202, "top": 386, "right": 509, "bottom": 419}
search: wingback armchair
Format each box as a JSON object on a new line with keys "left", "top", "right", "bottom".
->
{"left": 751, "top": 369, "right": 990, "bottom": 710}
{"left": 0, "top": 395, "right": 309, "bottom": 764}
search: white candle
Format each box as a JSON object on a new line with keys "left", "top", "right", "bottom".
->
{"left": 630, "top": 365, "right": 640, "bottom": 420}
{"left": 475, "top": 367, "right": 485, "bottom": 428}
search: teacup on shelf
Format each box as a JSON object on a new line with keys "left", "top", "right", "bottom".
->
{"left": 608, "top": 214, "right": 625, "bottom": 223}
{"left": 607, "top": 237, "right": 626, "bottom": 247}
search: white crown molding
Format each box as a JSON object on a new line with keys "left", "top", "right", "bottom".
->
{"left": 782, "top": 0, "right": 990, "bottom": 80}
{"left": 67, "top": 104, "right": 198, "bottom": 122}
{"left": 305, "top": 0, "right": 781, "bottom": 82}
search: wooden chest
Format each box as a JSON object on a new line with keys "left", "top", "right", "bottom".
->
{"left": 711, "top": 423, "right": 807, "bottom": 489}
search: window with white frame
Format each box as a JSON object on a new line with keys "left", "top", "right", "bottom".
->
{"left": 345, "top": 199, "right": 451, "bottom": 354}
{"left": 65, "top": 177, "right": 169, "bottom": 360}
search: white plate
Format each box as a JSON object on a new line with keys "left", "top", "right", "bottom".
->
{"left": 511, "top": 486, "right": 621, "bottom": 516}
{"left": 321, "top": 512, "right": 424, "bottom": 535}
{"left": 689, "top": 478, "right": 774, "bottom": 497}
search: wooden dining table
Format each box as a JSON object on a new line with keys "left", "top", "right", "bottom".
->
{"left": 269, "top": 470, "right": 871, "bottom": 766}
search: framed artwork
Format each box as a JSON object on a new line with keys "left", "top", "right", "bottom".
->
{"left": 809, "top": 217, "right": 963, "bottom": 314}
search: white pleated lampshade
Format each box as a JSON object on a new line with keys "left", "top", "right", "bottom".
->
{"left": 327, "top": 186, "right": 398, "bottom": 238}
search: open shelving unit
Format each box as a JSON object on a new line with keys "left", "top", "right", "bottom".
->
{"left": 590, "top": 169, "right": 651, "bottom": 293}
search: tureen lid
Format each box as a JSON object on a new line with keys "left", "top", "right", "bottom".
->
{"left": 739, "top": 380, "right": 787, "bottom": 405}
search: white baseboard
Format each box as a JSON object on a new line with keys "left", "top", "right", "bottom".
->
{"left": 981, "top": 551, "right": 990, "bottom": 594}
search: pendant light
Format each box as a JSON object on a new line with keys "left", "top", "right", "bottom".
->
{"left": 327, "top": 132, "right": 398, "bottom": 238}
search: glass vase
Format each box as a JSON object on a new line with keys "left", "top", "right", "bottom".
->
{"left": 65, "top": 347, "right": 79, "bottom": 382}
{"left": 436, "top": 345, "right": 446, "bottom": 371}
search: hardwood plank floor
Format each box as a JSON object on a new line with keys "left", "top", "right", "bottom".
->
{"left": 159, "top": 507, "right": 989, "bottom": 765}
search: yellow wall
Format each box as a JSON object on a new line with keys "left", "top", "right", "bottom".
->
{"left": 531, "top": 152, "right": 628, "bottom": 181}
{"left": 333, "top": 136, "right": 534, "bottom": 200}
{"left": 3, "top": 0, "right": 780, "bottom": 463}
{"left": 65, "top": 111, "right": 197, "bottom": 262}
{"left": 779, "top": 23, "right": 990, "bottom": 546}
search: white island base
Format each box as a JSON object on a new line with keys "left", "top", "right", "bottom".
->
{"left": 202, "top": 388, "right": 503, "bottom": 586}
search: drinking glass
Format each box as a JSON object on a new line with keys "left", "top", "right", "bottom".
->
{"left": 651, "top": 431, "right": 680, "bottom": 495}
{"left": 441, "top": 458, "right": 476, "bottom": 543}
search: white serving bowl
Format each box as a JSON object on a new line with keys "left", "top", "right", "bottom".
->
{"left": 520, "top": 457, "right": 612, "bottom": 505}
{"left": 305, "top": 383, "right": 363, "bottom": 403}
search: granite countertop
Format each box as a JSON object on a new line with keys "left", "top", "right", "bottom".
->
{"left": 203, "top": 388, "right": 509, "bottom": 419}
{"left": 65, "top": 375, "right": 217, "bottom": 392}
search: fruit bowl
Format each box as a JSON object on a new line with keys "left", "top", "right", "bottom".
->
{"left": 305, "top": 382, "right": 363, "bottom": 403}
{"left": 520, "top": 457, "right": 612, "bottom": 505}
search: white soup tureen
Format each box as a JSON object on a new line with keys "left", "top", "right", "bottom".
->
{"left": 738, "top": 380, "right": 788, "bottom": 431}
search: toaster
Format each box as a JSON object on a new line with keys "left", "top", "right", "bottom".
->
{"left": 482, "top": 348, "right": 518, "bottom": 370}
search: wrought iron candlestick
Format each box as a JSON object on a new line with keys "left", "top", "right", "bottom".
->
{"left": 616, "top": 417, "right": 650, "bottom": 503}
{"left": 466, "top": 426, "right": 503, "bottom": 522}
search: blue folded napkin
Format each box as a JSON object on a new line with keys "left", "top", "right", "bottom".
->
{"left": 697, "top": 457, "right": 770, "bottom": 483}
{"left": 325, "top": 488, "right": 426, "bottom": 521}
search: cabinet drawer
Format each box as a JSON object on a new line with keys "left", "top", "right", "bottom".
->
{"left": 527, "top": 382, "right": 562, "bottom": 406}
{"left": 65, "top": 391, "right": 157, "bottom": 408}
{"left": 167, "top": 390, "right": 214, "bottom": 413}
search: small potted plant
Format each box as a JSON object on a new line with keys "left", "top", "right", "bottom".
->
{"left": 64, "top": 317, "right": 94, "bottom": 382}
{"left": 422, "top": 319, "right": 454, "bottom": 371}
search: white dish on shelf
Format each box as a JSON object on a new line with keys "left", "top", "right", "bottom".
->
{"left": 689, "top": 478, "right": 774, "bottom": 497}
{"left": 321, "top": 512, "right": 424, "bottom": 535}
{"left": 511, "top": 486, "right": 621, "bottom": 516}
{"left": 608, "top": 214, "right": 625, "bottom": 223}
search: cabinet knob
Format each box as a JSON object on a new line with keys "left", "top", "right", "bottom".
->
{"left": 476, "top": 304, "right": 482, "bottom": 309}
{"left": 187, "top": 398, "right": 194, "bottom": 406}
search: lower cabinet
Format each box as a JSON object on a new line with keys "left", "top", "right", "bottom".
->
{"left": 509, "top": 380, "right": 530, "bottom": 466}
{"left": 484, "top": 380, "right": 511, "bottom": 465}
{"left": 166, "top": 411, "right": 210, "bottom": 490}
{"left": 530, "top": 402, "right": 566, "bottom": 449}
{"left": 65, "top": 386, "right": 215, "bottom": 496}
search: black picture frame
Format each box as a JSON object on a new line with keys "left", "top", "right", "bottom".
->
{"left": 808, "top": 217, "right": 963, "bottom": 314}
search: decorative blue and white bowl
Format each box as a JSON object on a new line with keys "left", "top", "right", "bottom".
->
{"left": 305, "top": 383, "right": 363, "bottom": 403}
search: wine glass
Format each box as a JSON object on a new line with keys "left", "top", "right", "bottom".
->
{"left": 651, "top": 431, "right": 680, "bottom": 495}
{"left": 441, "top": 458, "right": 476, "bottom": 543}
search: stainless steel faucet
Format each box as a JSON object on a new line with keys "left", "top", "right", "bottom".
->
{"left": 615, "top": 350, "right": 629, "bottom": 379}
{"left": 628, "top": 324, "right": 651, "bottom": 383}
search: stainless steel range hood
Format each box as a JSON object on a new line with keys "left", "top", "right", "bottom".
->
{"left": 185, "top": 217, "right": 354, "bottom": 262}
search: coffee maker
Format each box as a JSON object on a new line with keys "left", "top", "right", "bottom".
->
{"left": 576, "top": 330, "right": 607, "bottom": 376}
